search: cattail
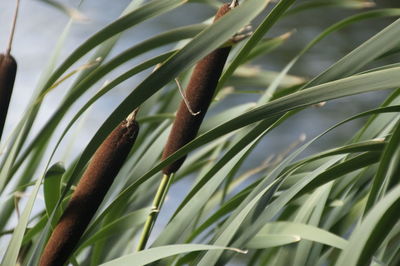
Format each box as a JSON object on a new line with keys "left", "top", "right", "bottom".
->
{"left": 0, "top": 0, "right": 20, "bottom": 141}
{"left": 136, "top": 2, "right": 239, "bottom": 252}
{"left": 161, "top": 2, "right": 237, "bottom": 175}
{"left": 137, "top": 1, "right": 242, "bottom": 252}
{"left": 40, "top": 112, "right": 140, "bottom": 266}
{"left": 0, "top": 54, "right": 17, "bottom": 140}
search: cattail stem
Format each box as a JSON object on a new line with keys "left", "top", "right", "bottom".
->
{"left": 7, "top": 0, "right": 21, "bottom": 55}
{"left": 136, "top": 173, "right": 174, "bottom": 251}
{"left": 39, "top": 113, "right": 139, "bottom": 266}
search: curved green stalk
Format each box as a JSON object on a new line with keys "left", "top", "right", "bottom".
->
{"left": 136, "top": 173, "right": 175, "bottom": 251}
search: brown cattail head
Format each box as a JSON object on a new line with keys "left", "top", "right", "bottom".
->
{"left": 39, "top": 116, "right": 139, "bottom": 266}
{"left": 161, "top": 3, "right": 236, "bottom": 175}
{"left": 0, "top": 53, "right": 17, "bottom": 141}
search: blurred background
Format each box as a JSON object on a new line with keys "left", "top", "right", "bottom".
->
{"left": 1, "top": 0, "right": 400, "bottom": 258}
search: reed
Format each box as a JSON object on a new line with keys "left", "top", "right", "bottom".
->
{"left": 136, "top": 1, "right": 238, "bottom": 251}
{"left": 39, "top": 112, "right": 140, "bottom": 266}
{"left": 0, "top": 0, "right": 20, "bottom": 141}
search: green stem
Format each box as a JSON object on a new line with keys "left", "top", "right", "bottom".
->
{"left": 136, "top": 173, "right": 174, "bottom": 251}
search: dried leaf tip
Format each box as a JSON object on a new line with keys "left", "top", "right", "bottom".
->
{"left": 175, "top": 78, "right": 201, "bottom": 116}
{"left": 279, "top": 30, "right": 296, "bottom": 41}
{"left": 153, "top": 63, "right": 162, "bottom": 73}
{"left": 362, "top": 1, "right": 376, "bottom": 8}
{"left": 126, "top": 108, "right": 139, "bottom": 127}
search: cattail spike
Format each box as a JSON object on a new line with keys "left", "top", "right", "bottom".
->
{"left": 7, "top": 0, "right": 21, "bottom": 55}
{"left": 39, "top": 117, "right": 140, "bottom": 266}
{"left": 161, "top": 3, "right": 234, "bottom": 175}
{"left": 0, "top": 54, "right": 17, "bottom": 142}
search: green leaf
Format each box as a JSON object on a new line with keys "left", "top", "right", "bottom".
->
{"left": 336, "top": 185, "right": 400, "bottom": 266}
{"left": 307, "top": 18, "right": 400, "bottom": 86}
{"left": 226, "top": 66, "right": 305, "bottom": 89}
{"left": 300, "top": 152, "right": 381, "bottom": 196}
{"left": 36, "top": 0, "right": 88, "bottom": 21}
{"left": 22, "top": 216, "right": 47, "bottom": 245}
{"left": 365, "top": 120, "right": 400, "bottom": 213}
{"left": 1, "top": 175, "right": 44, "bottom": 266}
{"left": 43, "top": 162, "right": 65, "bottom": 217}
{"left": 246, "top": 234, "right": 301, "bottom": 249}
{"left": 249, "top": 222, "right": 347, "bottom": 250}
{"left": 351, "top": 88, "right": 400, "bottom": 145}
{"left": 286, "top": 0, "right": 375, "bottom": 16}
{"left": 99, "top": 244, "right": 245, "bottom": 266}
{"left": 76, "top": 208, "right": 149, "bottom": 254}
{"left": 184, "top": 181, "right": 256, "bottom": 243}
{"left": 196, "top": 179, "right": 282, "bottom": 266}
{"left": 291, "top": 140, "right": 386, "bottom": 169}
{"left": 218, "top": 0, "right": 296, "bottom": 91}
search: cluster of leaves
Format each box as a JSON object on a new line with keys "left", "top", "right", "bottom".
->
{"left": 0, "top": 0, "right": 400, "bottom": 265}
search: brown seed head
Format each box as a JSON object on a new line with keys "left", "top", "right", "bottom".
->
{"left": 39, "top": 118, "right": 139, "bottom": 266}
{"left": 0, "top": 53, "right": 17, "bottom": 141}
{"left": 161, "top": 3, "right": 235, "bottom": 175}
